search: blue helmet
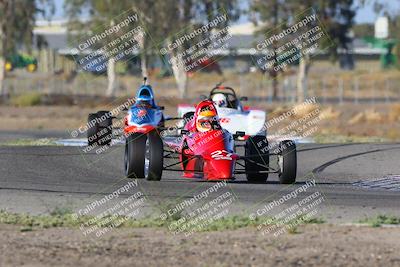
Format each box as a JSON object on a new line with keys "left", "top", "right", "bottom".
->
{"left": 136, "top": 85, "right": 155, "bottom": 106}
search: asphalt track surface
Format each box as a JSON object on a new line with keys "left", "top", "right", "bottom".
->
{"left": 0, "top": 130, "right": 399, "bottom": 223}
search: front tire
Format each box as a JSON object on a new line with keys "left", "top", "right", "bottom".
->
{"left": 245, "top": 135, "right": 269, "bottom": 183}
{"left": 124, "top": 130, "right": 163, "bottom": 180}
{"left": 146, "top": 131, "right": 164, "bottom": 181}
{"left": 278, "top": 140, "right": 297, "bottom": 184}
{"left": 125, "top": 133, "right": 146, "bottom": 178}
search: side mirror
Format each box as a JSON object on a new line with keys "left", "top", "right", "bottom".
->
{"left": 200, "top": 95, "right": 207, "bottom": 100}
{"left": 158, "top": 106, "right": 165, "bottom": 110}
{"left": 240, "top": 96, "right": 248, "bottom": 101}
{"left": 179, "top": 129, "right": 189, "bottom": 135}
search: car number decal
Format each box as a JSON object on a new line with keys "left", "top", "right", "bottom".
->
{"left": 211, "top": 150, "right": 233, "bottom": 160}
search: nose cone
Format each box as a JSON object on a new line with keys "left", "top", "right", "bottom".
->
{"left": 203, "top": 159, "right": 235, "bottom": 180}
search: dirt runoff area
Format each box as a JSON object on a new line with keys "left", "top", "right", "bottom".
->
{"left": 1, "top": 224, "right": 399, "bottom": 267}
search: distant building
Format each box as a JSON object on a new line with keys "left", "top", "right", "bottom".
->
{"left": 32, "top": 20, "right": 384, "bottom": 73}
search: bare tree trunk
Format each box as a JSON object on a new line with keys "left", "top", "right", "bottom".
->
{"left": 271, "top": 2, "right": 279, "bottom": 100}
{"left": 141, "top": 52, "right": 148, "bottom": 78}
{"left": 270, "top": 68, "right": 278, "bottom": 100}
{"left": 296, "top": 54, "right": 310, "bottom": 103}
{"left": 106, "top": 57, "right": 116, "bottom": 96}
{"left": 171, "top": 55, "right": 187, "bottom": 98}
{"left": 138, "top": 34, "right": 148, "bottom": 78}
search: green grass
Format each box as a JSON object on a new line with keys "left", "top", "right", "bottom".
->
{"left": 285, "top": 217, "right": 325, "bottom": 234}
{"left": 10, "top": 92, "right": 42, "bottom": 107}
{"left": 359, "top": 215, "right": 400, "bottom": 227}
{"left": 1, "top": 138, "right": 58, "bottom": 146}
{"left": 50, "top": 206, "right": 75, "bottom": 216}
{"left": 301, "top": 217, "right": 325, "bottom": 224}
{"left": 0, "top": 210, "right": 326, "bottom": 232}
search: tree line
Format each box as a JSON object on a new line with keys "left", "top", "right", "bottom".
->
{"left": 0, "top": 0, "right": 397, "bottom": 101}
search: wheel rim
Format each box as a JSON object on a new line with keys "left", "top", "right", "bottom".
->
{"left": 144, "top": 138, "right": 150, "bottom": 177}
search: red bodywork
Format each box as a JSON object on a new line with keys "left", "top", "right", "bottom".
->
{"left": 167, "top": 100, "right": 239, "bottom": 181}
{"left": 124, "top": 123, "right": 155, "bottom": 135}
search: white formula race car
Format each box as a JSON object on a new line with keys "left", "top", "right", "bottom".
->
{"left": 178, "top": 85, "right": 266, "bottom": 138}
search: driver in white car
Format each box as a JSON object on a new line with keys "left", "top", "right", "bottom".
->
{"left": 212, "top": 93, "right": 227, "bottom": 108}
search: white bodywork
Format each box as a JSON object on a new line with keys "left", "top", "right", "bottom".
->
{"left": 178, "top": 104, "right": 266, "bottom": 136}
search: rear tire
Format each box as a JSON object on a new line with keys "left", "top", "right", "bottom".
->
{"left": 96, "top": 111, "right": 112, "bottom": 146}
{"left": 278, "top": 140, "right": 297, "bottom": 184}
{"left": 87, "top": 113, "right": 99, "bottom": 146}
{"left": 245, "top": 135, "right": 269, "bottom": 183}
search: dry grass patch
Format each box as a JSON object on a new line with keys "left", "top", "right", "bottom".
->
{"left": 292, "top": 103, "right": 319, "bottom": 119}
{"left": 319, "top": 107, "right": 341, "bottom": 120}
{"left": 389, "top": 104, "right": 400, "bottom": 122}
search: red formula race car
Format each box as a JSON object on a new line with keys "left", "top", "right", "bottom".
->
{"left": 127, "top": 99, "right": 297, "bottom": 183}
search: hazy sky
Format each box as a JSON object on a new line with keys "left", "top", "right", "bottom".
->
{"left": 45, "top": 0, "right": 399, "bottom": 24}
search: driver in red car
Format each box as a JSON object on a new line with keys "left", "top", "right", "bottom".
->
{"left": 184, "top": 100, "right": 221, "bottom": 133}
{"left": 195, "top": 101, "right": 221, "bottom": 132}
{"left": 196, "top": 109, "right": 219, "bottom": 132}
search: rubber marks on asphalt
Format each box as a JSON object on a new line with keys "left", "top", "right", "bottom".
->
{"left": 352, "top": 175, "right": 400, "bottom": 191}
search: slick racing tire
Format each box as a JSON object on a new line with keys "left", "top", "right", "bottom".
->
{"left": 146, "top": 130, "right": 164, "bottom": 181}
{"left": 278, "top": 140, "right": 297, "bottom": 184}
{"left": 87, "top": 113, "right": 99, "bottom": 146}
{"left": 124, "top": 130, "right": 163, "bottom": 180}
{"left": 245, "top": 135, "right": 269, "bottom": 183}
{"left": 87, "top": 111, "right": 112, "bottom": 146}
{"left": 96, "top": 111, "right": 113, "bottom": 146}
